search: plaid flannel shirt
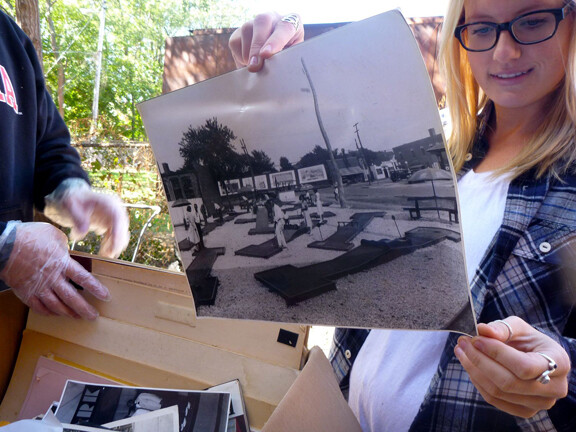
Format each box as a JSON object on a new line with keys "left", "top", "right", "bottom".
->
{"left": 329, "top": 103, "right": 576, "bottom": 431}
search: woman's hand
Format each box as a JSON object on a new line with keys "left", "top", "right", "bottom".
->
{"left": 229, "top": 12, "right": 304, "bottom": 72}
{"left": 454, "top": 316, "right": 570, "bottom": 418}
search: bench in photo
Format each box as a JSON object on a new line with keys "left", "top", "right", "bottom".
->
{"left": 403, "top": 196, "right": 458, "bottom": 223}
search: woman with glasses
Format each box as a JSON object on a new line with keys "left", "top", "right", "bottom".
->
{"left": 230, "top": 1, "right": 575, "bottom": 430}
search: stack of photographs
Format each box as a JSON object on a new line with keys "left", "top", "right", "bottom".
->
{"left": 53, "top": 380, "right": 233, "bottom": 432}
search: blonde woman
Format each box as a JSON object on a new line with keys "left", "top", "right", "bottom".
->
{"left": 230, "top": 1, "right": 575, "bottom": 430}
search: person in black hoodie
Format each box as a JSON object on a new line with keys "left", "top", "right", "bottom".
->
{"left": 0, "top": 11, "right": 129, "bottom": 320}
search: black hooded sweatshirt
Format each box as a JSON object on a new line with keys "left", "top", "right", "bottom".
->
{"left": 0, "top": 11, "right": 88, "bottom": 238}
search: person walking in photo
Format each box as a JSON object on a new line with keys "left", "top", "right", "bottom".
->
{"left": 185, "top": 205, "right": 200, "bottom": 252}
{"left": 299, "top": 193, "right": 313, "bottom": 233}
{"left": 314, "top": 189, "right": 324, "bottom": 223}
{"left": 272, "top": 200, "right": 288, "bottom": 249}
{"left": 193, "top": 203, "right": 204, "bottom": 250}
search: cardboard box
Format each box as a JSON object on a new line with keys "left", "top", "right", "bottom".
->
{"left": 0, "top": 252, "right": 309, "bottom": 430}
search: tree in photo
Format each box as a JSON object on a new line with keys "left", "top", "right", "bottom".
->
{"left": 299, "top": 144, "right": 335, "bottom": 168}
{"left": 251, "top": 149, "right": 275, "bottom": 175}
{"left": 279, "top": 156, "right": 293, "bottom": 171}
{"left": 179, "top": 117, "right": 241, "bottom": 189}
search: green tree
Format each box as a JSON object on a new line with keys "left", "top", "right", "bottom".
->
{"left": 39, "top": 0, "right": 250, "bottom": 141}
{"left": 0, "top": 2, "right": 14, "bottom": 15}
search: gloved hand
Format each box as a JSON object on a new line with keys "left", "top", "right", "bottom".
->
{"left": 0, "top": 222, "right": 111, "bottom": 320}
{"left": 44, "top": 179, "right": 129, "bottom": 258}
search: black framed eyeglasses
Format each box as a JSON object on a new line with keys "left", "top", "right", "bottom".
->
{"left": 454, "top": 3, "right": 574, "bottom": 52}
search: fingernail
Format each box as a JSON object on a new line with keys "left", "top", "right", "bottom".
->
{"left": 83, "top": 309, "right": 99, "bottom": 320}
{"left": 95, "top": 287, "right": 111, "bottom": 302}
{"left": 454, "top": 345, "right": 463, "bottom": 359}
{"left": 458, "top": 337, "right": 469, "bottom": 350}
{"left": 249, "top": 56, "right": 259, "bottom": 66}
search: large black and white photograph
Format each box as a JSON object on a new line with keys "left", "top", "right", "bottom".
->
{"left": 54, "top": 381, "right": 230, "bottom": 432}
{"left": 138, "top": 10, "right": 475, "bottom": 334}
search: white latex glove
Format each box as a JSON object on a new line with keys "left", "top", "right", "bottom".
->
{"left": 44, "top": 178, "right": 129, "bottom": 258}
{"left": 0, "top": 222, "right": 111, "bottom": 320}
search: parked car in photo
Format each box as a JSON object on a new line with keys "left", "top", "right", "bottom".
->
{"left": 390, "top": 168, "right": 411, "bottom": 182}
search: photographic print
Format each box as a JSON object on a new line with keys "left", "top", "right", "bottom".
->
{"left": 206, "top": 380, "right": 249, "bottom": 432}
{"left": 54, "top": 381, "right": 230, "bottom": 432}
{"left": 138, "top": 10, "right": 476, "bottom": 334}
{"left": 102, "top": 405, "right": 179, "bottom": 432}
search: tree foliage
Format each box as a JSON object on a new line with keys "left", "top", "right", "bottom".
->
{"left": 279, "top": 156, "right": 293, "bottom": 171}
{"left": 251, "top": 149, "right": 275, "bottom": 174}
{"left": 179, "top": 117, "right": 277, "bottom": 187}
{"left": 299, "top": 144, "right": 338, "bottom": 168}
{"left": 38, "top": 0, "right": 250, "bottom": 141}
{"left": 179, "top": 117, "right": 240, "bottom": 182}
{"left": 0, "top": 1, "right": 15, "bottom": 16}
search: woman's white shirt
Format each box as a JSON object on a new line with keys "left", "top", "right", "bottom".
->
{"left": 458, "top": 169, "right": 511, "bottom": 282}
{"left": 348, "top": 169, "right": 510, "bottom": 432}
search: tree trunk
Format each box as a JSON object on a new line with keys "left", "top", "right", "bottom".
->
{"left": 15, "top": 0, "right": 43, "bottom": 68}
{"left": 45, "top": 0, "right": 65, "bottom": 117}
{"left": 90, "top": 0, "right": 106, "bottom": 139}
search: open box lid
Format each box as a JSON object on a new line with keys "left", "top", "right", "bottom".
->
{"left": 0, "top": 252, "right": 309, "bottom": 430}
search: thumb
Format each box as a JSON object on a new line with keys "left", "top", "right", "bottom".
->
{"left": 246, "top": 13, "right": 281, "bottom": 71}
{"left": 477, "top": 318, "right": 515, "bottom": 343}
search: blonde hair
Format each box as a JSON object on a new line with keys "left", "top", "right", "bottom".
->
{"left": 439, "top": 0, "right": 576, "bottom": 179}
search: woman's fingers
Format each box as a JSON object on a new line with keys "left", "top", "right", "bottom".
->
{"left": 455, "top": 316, "right": 570, "bottom": 417}
{"left": 229, "top": 12, "right": 304, "bottom": 72}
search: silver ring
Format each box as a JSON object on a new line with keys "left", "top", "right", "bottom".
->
{"left": 536, "top": 352, "right": 557, "bottom": 385}
{"left": 495, "top": 319, "right": 513, "bottom": 342}
{"left": 281, "top": 14, "right": 300, "bottom": 32}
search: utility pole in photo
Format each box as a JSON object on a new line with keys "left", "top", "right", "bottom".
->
{"left": 300, "top": 57, "right": 347, "bottom": 208}
{"left": 240, "top": 138, "right": 257, "bottom": 202}
{"left": 354, "top": 122, "right": 372, "bottom": 185}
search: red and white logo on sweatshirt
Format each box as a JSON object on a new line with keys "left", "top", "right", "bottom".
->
{"left": 0, "top": 65, "right": 20, "bottom": 114}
